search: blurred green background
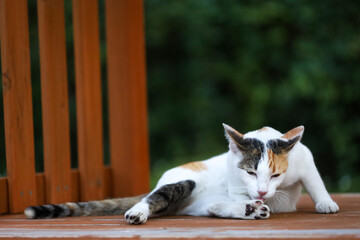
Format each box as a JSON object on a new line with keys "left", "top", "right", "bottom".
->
{"left": 0, "top": 0, "right": 359, "bottom": 192}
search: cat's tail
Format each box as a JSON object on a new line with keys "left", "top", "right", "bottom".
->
{"left": 24, "top": 195, "right": 145, "bottom": 219}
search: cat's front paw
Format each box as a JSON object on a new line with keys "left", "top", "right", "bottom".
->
{"left": 244, "top": 200, "right": 270, "bottom": 220}
{"left": 315, "top": 201, "right": 339, "bottom": 214}
{"left": 125, "top": 202, "right": 150, "bottom": 224}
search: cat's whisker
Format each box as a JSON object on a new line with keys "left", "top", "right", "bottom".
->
{"left": 278, "top": 190, "right": 296, "bottom": 200}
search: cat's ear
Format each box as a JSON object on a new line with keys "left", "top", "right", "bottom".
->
{"left": 222, "top": 123, "right": 245, "bottom": 153}
{"left": 280, "top": 126, "right": 304, "bottom": 151}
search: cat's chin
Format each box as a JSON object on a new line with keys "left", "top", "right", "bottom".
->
{"left": 256, "top": 197, "right": 265, "bottom": 201}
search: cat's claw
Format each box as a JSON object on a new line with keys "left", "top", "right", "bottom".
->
{"left": 124, "top": 202, "right": 150, "bottom": 224}
{"left": 244, "top": 200, "right": 270, "bottom": 220}
{"left": 315, "top": 201, "right": 339, "bottom": 214}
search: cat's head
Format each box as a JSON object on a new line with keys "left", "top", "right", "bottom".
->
{"left": 223, "top": 124, "right": 304, "bottom": 201}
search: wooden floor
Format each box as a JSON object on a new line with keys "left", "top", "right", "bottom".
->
{"left": 0, "top": 194, "right": 359, "bottom": 239}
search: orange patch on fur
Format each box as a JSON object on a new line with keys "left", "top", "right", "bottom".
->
{"left": 65, "top": 203, "right": 77, "bottom": 211}
{"left": 282, "top": 126, "right": 304, "bottom": 140}
{"left": 181, "top": 161, "right": 207, "bottom": 172}
{"left": 267, "top": 149, "right": 288, "bottom": 174}
{"left": 258, "top": 127, "right": 269, "bottom": 132}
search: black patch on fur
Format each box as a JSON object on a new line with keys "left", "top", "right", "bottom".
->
{"left": 267, "top": 136, "right": 300, "bottom": 154}
{"left": 146, "top": 180, "right": 196, "bottom": 214}
{"left": 32, "top": 206, "right": 51, "bottom": 218}
{"left": 237, "top": 138, "right": 265, "bottom": 170}
{"left": 75, "top": 202, "right": 86, "bottom": 208}
{"left": 237, "top": 138, "right": 264, "bottom": 153}
{"left": 66, "top": 204, "right": 75, "bottom": 217}
{"left": 29, "top": 204, "right": 65, "bottom": 218}
{"left": 50, "top": 204, "right": 64, "bottom": 218}
{"left": 245, "top": 204, "right": 255, "bottom": 216}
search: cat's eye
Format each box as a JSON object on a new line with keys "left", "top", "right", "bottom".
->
{"left": 271, "top": 174, "right": 281, "bottom": 178}
{"left": 246, "top": 170, "right": 257, "bottom": 176}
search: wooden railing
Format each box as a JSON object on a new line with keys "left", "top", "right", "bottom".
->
{"left": 0, "top": 0, "right": 149, "bottom": 214}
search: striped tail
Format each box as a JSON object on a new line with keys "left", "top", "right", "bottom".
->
{"left": 24, "top": 195, "right": 145, "bottom": 219}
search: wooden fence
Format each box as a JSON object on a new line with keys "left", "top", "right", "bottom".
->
{"left": 0, "top": 0, "right": 149, "bottom": 214}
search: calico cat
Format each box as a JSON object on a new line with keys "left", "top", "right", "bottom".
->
{"left": 25, "top": 124, "right": 339, "bottom": 224}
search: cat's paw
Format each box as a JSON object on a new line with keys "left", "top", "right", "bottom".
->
{"left": 124, "top": 202, "right": 150, "bottom": 224}
{"left": 315, "top": 201, "right": 339, "bottom": 214}
{"left": 244, "top": 200, "right": 270, "bottom": 220}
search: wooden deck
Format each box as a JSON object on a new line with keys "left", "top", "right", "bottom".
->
{"left": 0, "top": 194, "right": 359, "bottom": 239}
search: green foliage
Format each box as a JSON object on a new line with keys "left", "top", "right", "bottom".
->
{"left": 145, "top": 0, "right": 360, "bottom": 190}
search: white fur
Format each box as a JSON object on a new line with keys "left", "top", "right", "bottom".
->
{"left": 24, "top": 208, "right": 35, "bottom": 219}
{"left": 125, "top": 202, "right": 151, "bottom": 224}
{"left": 125, "top": 125, "right": 339, "bottom": 224}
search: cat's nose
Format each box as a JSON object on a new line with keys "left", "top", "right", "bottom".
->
{"left": 258, "top": 191, "right": 267, "bottom": 196}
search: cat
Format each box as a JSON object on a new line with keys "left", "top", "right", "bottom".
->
{"left": 25, "top": 124, "right": 339, "bottom": 224}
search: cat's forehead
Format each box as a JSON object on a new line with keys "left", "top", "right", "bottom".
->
{"left": 237, "top": 138, "right": 265, "bottom": 170}
{"left": 243, "top": 126, "right": 283, "bottom": 142}
{"left": 239, "top": 127, "right": 288, "bottom": 171}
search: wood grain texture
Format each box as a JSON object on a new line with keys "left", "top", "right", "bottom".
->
{"left": 37, "top": 0, "right": 72, "bottom": 205}
{"left": 0, "top": 178, "right": 8, "bottom": 214}
{"left": 70, "top": 169, "right": 80, "bottom": 202}
{"left": 0, "top": 0, "right": 37, "bottom": 213}
{"left": 69, "top": 167, "right": 111, "bottom": 202}
{"left": 0, "top": 167, "right": 112, "bottom": 214}
{"left": 103, "top": 166, "right": 113, "bottom": 199}
{"left": 105, "top": 0, "right": 150, "bottom": 197}
{"left": 35, "top": 173, "right": 45, "bottom": 205}
{"left": 0, "top": 194, "right": 358, "bottom": 239}
{"left": 72, "top": 0, "right": 105, "bottom": 201}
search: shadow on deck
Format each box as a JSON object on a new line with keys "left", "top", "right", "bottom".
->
{"left": 0, "top": 194, "right": 359, "bottom": 239}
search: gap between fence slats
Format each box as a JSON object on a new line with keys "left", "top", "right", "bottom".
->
{"left": 105, "top": 0, "right": 150, "bottom": 198}
{"left": 72, "top": 0, "right": 105, "bottom": 201}
{"left": 37, "top": 0, "right": 72, "bottom": 205}
{"left": 0, "top": 0, "right": 37, "bottom": 213}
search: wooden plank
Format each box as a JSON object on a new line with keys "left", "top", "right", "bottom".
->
{"left": 70, "top": 169, "right": 79, "bottom": 202}
{"left": 0, "top": 0, "right": 37, "bottom": 213}
{"left": 0, "top": 167, "right": 111, "bottom": 214}
{"left": 69, "top": 167, "right": 111, "bottom": 202}
{"left": 0, "top": 178, "right": 8, "bottom": 214}
{"left": 72, "top": 0, "right": 105, "bottom": 201}
{"left": 69, "top": 167, "right": 110, "bottom": 202}
{"left": 37, "top": 0, "right": 72, "bottom": 205}
{"left": 103, "top": 166, "right": 112, "bottom": 199}
{"left": 0, "top": 194, "right": 359, "bottom": 239}
{"left": 105, "top": 0, "right": 150, "bottom": 197}
{"left": 35, "top": 173, "right": 45, "bottom": 205}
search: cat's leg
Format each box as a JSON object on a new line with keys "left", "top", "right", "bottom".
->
{"left": 266, "top": 182, "right": 302, "bottom": 213}
{"left": 207, "top": 200, "right": 270, "bottom": 220}
{"left": 300, "top": 148, "right": 339, "bottom": 213}
{"left": 125, "top": 180, "right": 195, "bottom": 224}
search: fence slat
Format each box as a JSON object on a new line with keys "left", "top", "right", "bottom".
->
{"left": 37, "top": 0, "right": 72, "bottom": 204}
{"left": 0, "top": 178, "right": 8, "bottom": 213}
{"left": 72, "top": 0, "right": 105, "bottom": 201}
{"left": 0, "top": 166, "right": 111, "bottom": 213}
{"left": 35, "top": 173, "right": 45, "bottom": 205}
{"left": 105, "top": 0, "right": 150, "bottom": 197}
{"left": 0, "top": 0, "right": 37, "bottom": 213}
